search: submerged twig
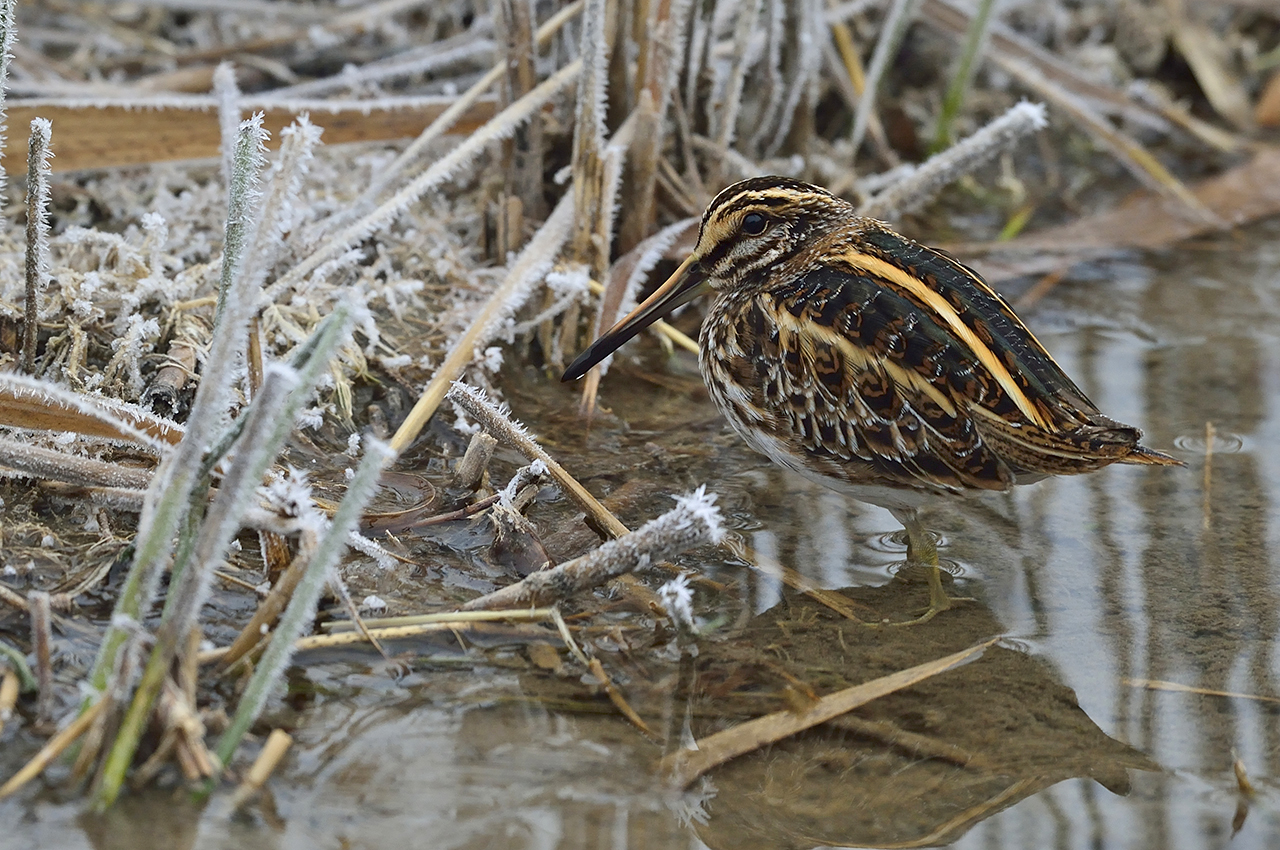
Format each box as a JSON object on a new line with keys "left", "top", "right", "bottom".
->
{"left": 0, "top": 698, "right": 106, "bottom": 800}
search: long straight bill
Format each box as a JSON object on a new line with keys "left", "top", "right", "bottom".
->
{"left": 562, "top": 254, "right": 708, "bottom": 381}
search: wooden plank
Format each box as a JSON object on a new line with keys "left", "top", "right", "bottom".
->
{"left": 5, "top": 98, "right": 497, "bottom": 174}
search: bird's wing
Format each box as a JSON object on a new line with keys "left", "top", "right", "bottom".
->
{"left": 712, "top": 267, "right": 1018, "bottom": 495}
{"left": 838, "top": 230, "right": 1176, "bottom": 472}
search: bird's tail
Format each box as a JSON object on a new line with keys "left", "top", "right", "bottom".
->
{"left": 1118, "top": 444, "right": 1185, "bottom": 467}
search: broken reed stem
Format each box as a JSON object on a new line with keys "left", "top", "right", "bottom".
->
{"left": 217, "top": 531, "right": 319, "bottom": 669}
{"left": 27, "top": 591, "right": 53, "bottom": 726}
{"left": 229, "top": 728, "right": 292, "bottom": 810}
{"left": 21, "top": 118, "right": 52, "bottom": 374}
{"left": 449, "top": 431, "right": 498, "bottom": 491}
{"left": 859, "top": 100, "right": 1047, "bottom": 220}
{"left": 619, "top": 0, "right": 687, "bottom": 252}
{"left": 0, "top": 372, "right": 183, "bottom": 449}
{"left": 496, "top": 0, "right": 543, "bottom": 219}
{"left": 445, "top": 381, "right": 628, "bottom": 538}
{"left": 388, "top": 191, "right": 575, "bottom": 455}
{"left": 462, "top": 487, "right": 724, "bottom": 610}
{"left": 213, "top": 439, "right": 393, "bottom": 772}
{"left": 568, "top": 0, "right": 608, "bottom": 261}
{"left": 0, "top": 583, "right": 28, "bottom": 612}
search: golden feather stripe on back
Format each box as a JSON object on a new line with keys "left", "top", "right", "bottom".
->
{"left": 838, "top": 250, "right": 1052, "bottom": 430}
{"left": 771, "top": 308, "right": 959, "bottom": 419}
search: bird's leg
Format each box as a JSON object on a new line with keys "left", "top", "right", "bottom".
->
{"left": 888, "top": 508, "right": 954, "bottom": 626}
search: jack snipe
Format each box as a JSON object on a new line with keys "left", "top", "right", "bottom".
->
{"left": 563, "top": 176, "right": 1180, "bottom": 624}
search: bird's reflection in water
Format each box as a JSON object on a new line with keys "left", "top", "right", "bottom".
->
{"left": 678, "top": 576, "right": 1157, "bottom": 850}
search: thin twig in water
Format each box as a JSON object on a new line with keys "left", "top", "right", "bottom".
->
{"left": 1122, "top": 677, "right": 1280, "bottom": 705}
{"left": 548, "top": 607, "right": 654, "bottom": 737}
{"left": 322, "top": 607, "right": 556, "bottom": 632}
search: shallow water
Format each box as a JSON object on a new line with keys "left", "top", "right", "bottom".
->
{"left": 7, "top": 220, "right": 1280, "bottom": 849}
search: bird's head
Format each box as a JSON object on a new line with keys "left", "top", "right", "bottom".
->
{"left": 562, "top": 176, "right": 848, "bottom": 381}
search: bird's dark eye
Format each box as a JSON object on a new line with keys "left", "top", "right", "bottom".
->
{"left": 741, "top": 212, "right": 768, "bottom": 236}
